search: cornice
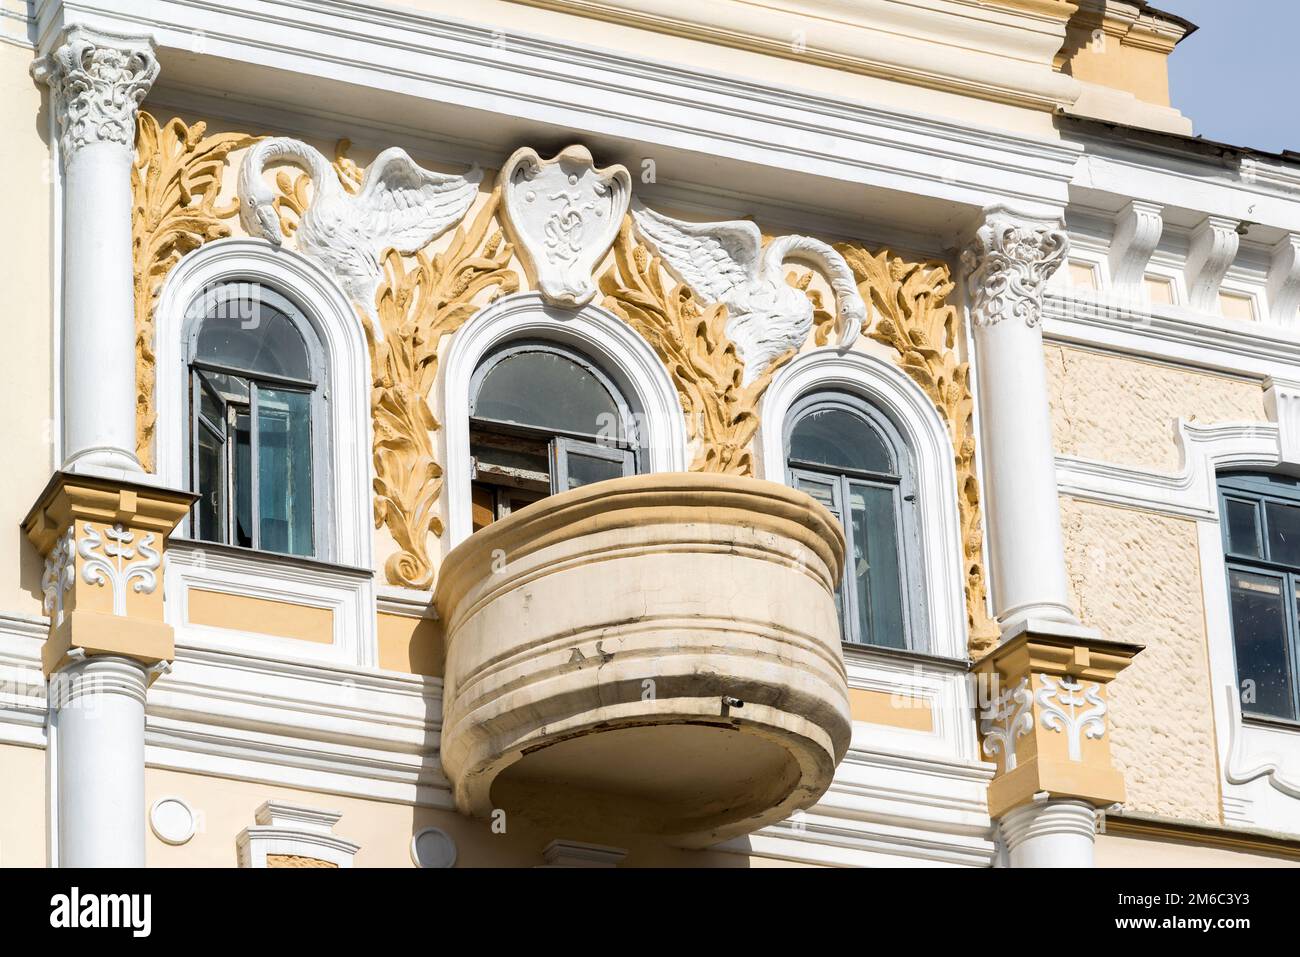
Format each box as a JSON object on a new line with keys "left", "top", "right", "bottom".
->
{"left": 1103, "top": 812, "right": 1300, "bottom": 861}
{"left": 503, "top": 0, "right": 1081, "bottom": 112}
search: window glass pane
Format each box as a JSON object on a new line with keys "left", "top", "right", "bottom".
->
{"left": 1228, "top": 569, "right": 1297, "bottom": 721}
{"left": 257, "top": 388, "right": 313, "bottom": 556}
{"left": 1266, "top": 501, "right": 1300, "bottom": 567}
{"left": 562, "top": 450, "right": 628, "bottom": 490}
{"left": 473, "top": 350, "right": 620, "bottom": 438}
{"left": 790, "top": 407, "right": 894, "bottom": 474}
{"left": 850, "top": 482, "right": 906, "bottom": 649}
{"left": 1223, "top": 497, "right": 1261, "bottom": 558}
{"left": 234, "top": 409, "right": 253, "bottom": 549}
{"left": 196, "top": 291, "right": 312, "bottom": 380}
{"left": 196, "top": 422, "right": 222, "bottom": 544}
{"left": 794, "top": 472, "right": 849, "bottom": 638}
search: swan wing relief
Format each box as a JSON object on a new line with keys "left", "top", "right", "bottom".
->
{"left": 356, "top": 148, "right": 483, "bottom": 255}
{"left": 629, "top": 201, "right": 763, "bottom": 308}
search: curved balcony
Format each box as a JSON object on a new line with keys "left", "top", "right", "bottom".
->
{"left": 433, "top": 473, "right": 850, "bottom": 847}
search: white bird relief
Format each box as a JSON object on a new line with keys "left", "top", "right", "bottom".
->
{"left": 630, "top": 201, "right": 866, "bottom": 384}
{"left": 238, "top": 137, "right": 482, "bottom": 330}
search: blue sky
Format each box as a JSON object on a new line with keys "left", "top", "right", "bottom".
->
{"left": 1160, "top": 0, "right": 1298, "bottom": 153}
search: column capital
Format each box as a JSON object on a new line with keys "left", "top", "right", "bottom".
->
{"left": 962, "top": 206, "right": 1069, "bottom": 329}
{"left": 31, "top": 26, "right": 158, "bottom": 162}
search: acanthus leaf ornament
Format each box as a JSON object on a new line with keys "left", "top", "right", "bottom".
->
{"left": 133, "top": 113, "right": 259, "bottom": 470}
{"left": 836, "top": 244, "right": 999, "bottom": 654}
{"left": 1035, "top": 673, "right": 1107, "bottom": 762}
{"left": 77, "top": 523, "right": 160, "bottom": 617}
{"left": 980, "top": 676, "right": 1034, "bottom": 772}
{"left": 962, "top": 211, "right": 1068, "bottom": 328}
{"left": 631, "top": 201, "right": 865, "bottom": 385}
{"left": 32, "top": 26, "right": 159, "bottom": 162}
{"left": 239, "top": 137, "right": 482, "bottom": 326}
{"left": 366, "top": 191, "right": 518, "bottom": 590}
{"left": 500, "top": 145, "right": 631, "bottom": 308}
{"left": 41, "top": 527, "right": 77, "bottom": 629}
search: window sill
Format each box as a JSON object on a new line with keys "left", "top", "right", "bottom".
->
{"left": 841, "top": 640, "right": 971, "bottom": 672}
{"left": 1242, "top": 713, "right": 1300, "bottom": 734}
{"left": 168, "top": 537, "right": 374, "bottom": 579}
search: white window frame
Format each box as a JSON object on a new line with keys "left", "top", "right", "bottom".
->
{"left": 441, "top": 291, "right": 688, "bottom": 548}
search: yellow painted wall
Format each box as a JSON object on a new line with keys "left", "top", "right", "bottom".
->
{"left": 1045, "top": 345, "right": 1267, "bottom": 471}
{"left": 1060, "top": 497, "right": 1221, "bottom": 825}
{"left": 143, "top": 767, "right": 764, "bottom": 867}
{"left": 1097, "top": 832, "right": 1299, "bottom": 868}
{"left": 0, "top": 743, "right": 46, "bottom": 866}
{"left": 0, "top": 41, "right": 54, "bottom": 617}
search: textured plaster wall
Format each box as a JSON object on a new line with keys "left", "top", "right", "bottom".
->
{"left": 1045, "top": 345, "right": 1266, "bottom": 471}
{"left": 1059, "top": 497, "right": 1221, "bottom": 825}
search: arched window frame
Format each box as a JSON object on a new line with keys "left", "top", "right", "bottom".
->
{"left": 442, "top": 291, "right": 688, "bottom": 547}
{"left": 183, "top": 281, "right": 331, "bottom": 558}
{"left": 758, "top": 350, "right": 968, "bottom": 661}
{"left": 784, "top": 389, "right": 928, "bottom": 651}
{"left": 154, "top": 239, "right": 373, "bottom": 570}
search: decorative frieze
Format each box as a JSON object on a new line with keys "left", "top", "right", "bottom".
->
{"left": 500, "top": 145, "right": 630, "bottom": 308}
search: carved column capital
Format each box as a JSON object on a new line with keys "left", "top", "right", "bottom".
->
{"left": 32, "top": 26, "right": 158, "bottom": 162}
{"left": 962, "top": 208, "right": 1069, "bottom": 328}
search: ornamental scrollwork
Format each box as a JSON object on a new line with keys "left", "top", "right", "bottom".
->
{"left": 1036, "top": 673, "right": 1107, "bottom": 761}
{"left": 77, "top": 523, "right": 160, "bottom": 617}
{"left": 962, "top": 212, "right": 1068, "bottom": 328}
{"left": 980, "top": 676, "right": 1034, "bottom": 772}
{"left": 41, "top": 526, "right": 77, "bottom": 629}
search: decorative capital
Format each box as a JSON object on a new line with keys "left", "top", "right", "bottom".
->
{"left": 32, "top": 26, "right": 159, "bottom": 161}
{"left": 974, "top": 620, "right": 1141, "bottom": 819}
{"left": 962, "top": 208, "right": 1068, "bottom": 328}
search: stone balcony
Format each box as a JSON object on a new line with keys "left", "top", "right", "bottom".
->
{"left": 433, "top": 473, "right": 851, "bottom": 847}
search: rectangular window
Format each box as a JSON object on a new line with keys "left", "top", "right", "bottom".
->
{"left": 1227, "top": 569, "right": 1297, "bottom": 721}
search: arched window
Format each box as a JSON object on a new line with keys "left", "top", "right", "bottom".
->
{"left": 1218, "top": 471, "right": 1300, "bottom": 722}
{"left": 468, "top": 341, "right": 639, "bottom": 529}
{"left": 186, "top": 282, "right": 326, "bottom": 557}
{"left": 785, "top": 393, "right": 925, "bottom": 650}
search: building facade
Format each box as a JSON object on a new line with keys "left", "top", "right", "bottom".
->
{"left": 1, "top": 0, "right": 1298, "bottom": 868}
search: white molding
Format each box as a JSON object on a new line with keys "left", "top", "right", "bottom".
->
{"left": 164, "top": 541, "right": 378, "bottom": 669}
{"left": 1055, "top": 420, "right": 1282, "bottom": 521}
{"left": 153, "top": 238, "right": 374, "bottom": 570}
{"left": 1222, "top": 686, "right": 1300, "bottom": 801}
{"left": 441, "top": 291, "right": 688, "bottom": 547}
{"left": 32, "top": 0, "right": 1079, "bottom": 222}
{"left": 1264, "top": 377, "right": 1300, "bottom": 468}
{"left": 757, "top": 350, "right": 969, "bottom": 661}
{"left": 1042, "top": 289, "right": 1300, "bottom": 380}
{"left": 236, "top": 801, "right": 359, "bottom": 867}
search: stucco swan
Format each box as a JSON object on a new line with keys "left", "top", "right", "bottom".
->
{"left": 238, "top": 137, "right": 482, "bottom": 325}
{"left": 631, "top": 200, "right": 866, "bottom": 383}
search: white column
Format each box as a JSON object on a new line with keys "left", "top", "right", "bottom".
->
{"left": 1000, "top": 799, "right": 1096, "bottom": 868}
{"left": 49, "top": 656, "right": 150, "bottom": 867}
{"left": 33, "top": 27, "right": 158, "bottom": 474}
{"left": 963, "top": 207, "right": 1077, "bottom": 629}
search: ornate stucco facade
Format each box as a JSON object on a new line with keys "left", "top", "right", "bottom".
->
{"left": 1, "top": 0, "right": 1298, "bottom": 869}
